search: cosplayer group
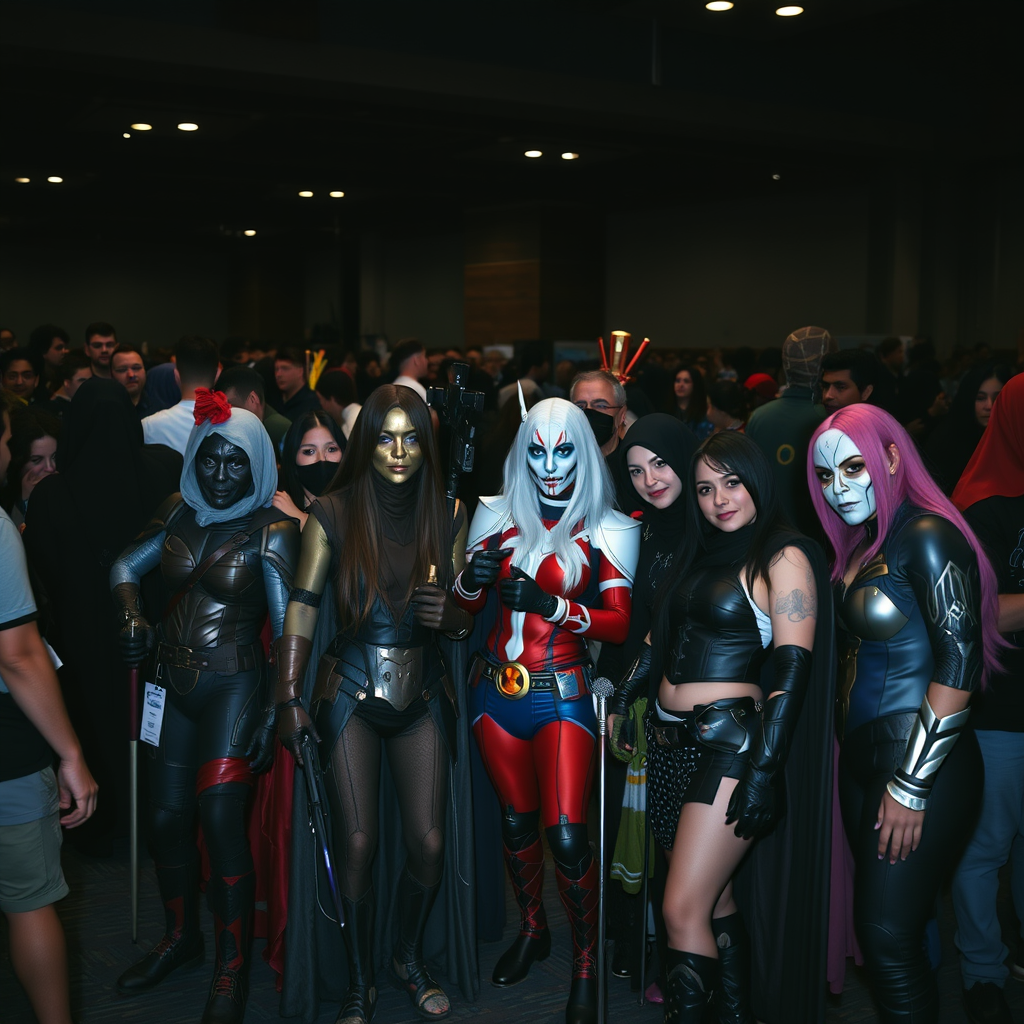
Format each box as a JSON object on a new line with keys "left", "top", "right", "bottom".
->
{"left": 107, "top": 372, "right": 999, "bottom": 1024}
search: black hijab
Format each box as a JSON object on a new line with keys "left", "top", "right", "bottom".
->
{"left": 619, "top": 413, "right": 698, "bottom": 528}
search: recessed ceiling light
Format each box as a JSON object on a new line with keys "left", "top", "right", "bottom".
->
{"left": 177, "top": 122, "right": 199, "bottom": 132}
{"left": 47, "top": 176, "right": 63, "bottom": 183}
{"left": 130, "top": 123, "right": 153, "bottom": 131}
{"left": 329, "top": 190, "right": 345, "bottom": 198}
{"left": 561, "top": 152, "right": 579, "bottom": 161}
{"left": 15, "top": 177, "right": 30, "bottom": 184}
{"left": 244, "top": 229, "right": 256, "bottom": 237}
{"left": 776, "top": 6, "right": 804, "bottom": 15}
{"left": 298, "top": 191, "right": 314, "bottom": 198}
{"left": 706, "top": 2, "right": 734, "bottom": 10}
{"left": 772, "top": 173, "right": 781, "bottom": 180}
{"left": 524, "top": 150, "right": 543, "bottom": 159}
{"left": 123, "top": 132, "right": 131, "bottom": 138}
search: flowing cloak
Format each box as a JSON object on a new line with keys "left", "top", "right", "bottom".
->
{"left": 733, "top": 534, "right": 836, "bottom": 1024}
{"left": 278, "top": 562, "right": 479, "bottom": 1022}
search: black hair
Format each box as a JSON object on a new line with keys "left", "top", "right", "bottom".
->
{"left": 85, "top": 321, "right": 116, "bottom": 343}
{"left": 674, "top": 363, "right": 708, "bottom": 426}
{"left": 60, "top": 350, "right": 93, "bottom": 381}
{"left": 315, "top": 369, "right": 356, "bottom": 405}
{"left": 217, "top": 366, "right": 266, "bottom": 405}
{"left": 520, "top": 341, "right": 549, "bottom": 375}
{"left": 278, "top": 409, "right": 346, "bottom": 509}
{"left": 1, "top": 346, "right": 43, "bottom": 379}
{"left": 877, "top": 336, "right": 902, "bottom": 359}
{"left": 28, "top": 324, "right": 70, "bottom": 358}
{"left": 820, "top": 349, "right": 881, "bottom": 394}
{"left": 275, "top": 346, "right": 307, "bottom": 372}
{"left": 706, "top": 379, "right": 748, "bottom": 422}
{"left": 174, "top": 335, "right": 219, "bottom": 387}
{"left": 391, "top": 338, "right": 425, "bottom": 370}
{"left": 220, "top": 337, "right": 251, "bottom": 363}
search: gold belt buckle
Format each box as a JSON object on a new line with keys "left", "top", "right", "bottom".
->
{"left": 495, "top": 661, "right": 530, "bottom": 700}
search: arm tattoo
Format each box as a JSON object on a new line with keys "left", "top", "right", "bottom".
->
{"left": 775, "top": 587, "right": 817, "bottom": 622}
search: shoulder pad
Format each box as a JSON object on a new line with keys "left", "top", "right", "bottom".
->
{"left": 466, "top": 495, "right": 514, "bottom": 551}
{"left": 262, "top": 518, "right": 302, "bottom": 588}
{"left": 137, "top": 493, "right": 185, "bottom": 543}
{"left": 592, "top": 508, "right": 641, "bottom": 582}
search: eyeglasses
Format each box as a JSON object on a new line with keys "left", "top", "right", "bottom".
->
{"left": 573, "top": 400, "right": 622, "bottom": 413}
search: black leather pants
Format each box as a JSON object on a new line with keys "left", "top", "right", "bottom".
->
{"left": 839, "top": 713, "right": 982, "bottom": 1024}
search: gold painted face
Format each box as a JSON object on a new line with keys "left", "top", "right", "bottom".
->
{"left": 372, "top": 406, "right": 424, "bottom": 484}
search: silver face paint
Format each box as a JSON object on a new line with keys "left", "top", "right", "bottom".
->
{"left": 813, "top": 428, "right": 876, "bottom": 526}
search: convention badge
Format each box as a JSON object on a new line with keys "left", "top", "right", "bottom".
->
{"left": 140, "top": 681, "right": 166, "bottom": 746}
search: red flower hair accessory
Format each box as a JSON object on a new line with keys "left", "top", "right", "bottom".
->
{"left": 193, "top": 388, "right": 233, "bottom": 426}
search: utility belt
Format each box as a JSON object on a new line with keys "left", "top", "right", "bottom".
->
{"left": 650, "top": 696, "right": 760, "bottom": 754}
{"left": 155, "top": 639, "right": 262, "bottom": 694}
{"left": 469, "top": 654, "right": 590, "bottom": 702}
{"left": 313, "top": 644, "right": 439, "bottom": 713}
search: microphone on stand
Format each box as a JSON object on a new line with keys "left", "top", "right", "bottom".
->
{"left": 591, "top": 675, "right": 616, "bottom": 1024}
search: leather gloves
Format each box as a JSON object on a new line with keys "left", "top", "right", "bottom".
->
{"left": 499, "top": 566, "right": 558, "bottom": 618}
{"left": 112, "top": 583, "right": 155, "bottom": 666}
{"left": 249, "top": 634, "right": 318, "bottom": 770}
{"left": 458, "top": 547, "right": 512, "bottom": 593}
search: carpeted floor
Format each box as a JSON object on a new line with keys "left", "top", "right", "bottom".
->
{"left": 2, "top": 838, "right": 1023, "bottom": 1023}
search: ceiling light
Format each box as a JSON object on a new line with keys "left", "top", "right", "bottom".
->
{"left": 47, "top": 176, "right": 63, "bottom": 183}
{"left": 298, "top": 190, "right": 314, "bottom": 198}
{"left": 776, "top": 6, "right": 804, "bottom": 15}
{"left": 123, "top": 132, "right": 131, "bottom": 138}
{"left": 772, "top": 173, "right": 781, "bottom": 180}
{"left": 561, "top": 152, "right": 579, "bottom": 161}
{"left": 524, "top": 150, "right": 542, "bottom": 158}
{"left": 329, "top": 190, "right": 345, "bottom": 198}
{"left": 15, "top": 177, "right": 30, "bottom": 184}
{"left": 706, "top": 2, "right": 734, "bottom": 10}
{"left": 244, "top": 229, "right": 256, "bottom": 237}
{"left": 130, "top": 123, "right": 152, "bottom": 131}
{"left": 177, "top": 122, "right": 199, "bottom": 132}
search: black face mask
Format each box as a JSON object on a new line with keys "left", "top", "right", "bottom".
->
{"left": 295, "top": 459, "right": 340, "bottom": 498}
{"left": 583, "top": 407, "right": 616, "bottom": 448}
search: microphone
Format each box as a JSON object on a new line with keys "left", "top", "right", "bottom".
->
{"left": 591, "top": 676, "right": 615, "bottom": 700}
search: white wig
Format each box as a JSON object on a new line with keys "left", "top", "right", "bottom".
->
{"left": 496, "top": 398, "right": 614, "bottom": 592}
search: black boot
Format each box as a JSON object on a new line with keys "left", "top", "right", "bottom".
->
{"left": 116, "top": 858, "right": 204, "bottom": 994}
{"left": 200, "top": 869, "right": 254, "bottom": 1024}
{"left": 711, "top": 914, "right": 753, "bottom": 1024}
{"left": 555, "top": 859, "right": 599, "bottom": 1024}
{"left": 388, "top": 869, "right": 450, "bottom": 1020}
{"left": 337, "top": 891, "right": 377, "bottom": 1024}
{"left": 663, "top": 949, "right": 718, "bottom": 1024}
{"left": 492, "top": 828, "right": 551, "bottom": 986}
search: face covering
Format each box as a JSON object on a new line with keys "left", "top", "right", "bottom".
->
{"left": 583, "top": 406, "right": 616, "bottom": 448}
{"left": 295, "top": 459, "right": 339, "bottom": 497}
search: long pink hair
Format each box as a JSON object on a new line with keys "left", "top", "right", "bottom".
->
{"left": 806, "top": 403, "right": 1003, "bottom": 682}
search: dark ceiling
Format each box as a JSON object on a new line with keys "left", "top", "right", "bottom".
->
{"left": 1, "top": 0, "right": 1019, "bottom": 248}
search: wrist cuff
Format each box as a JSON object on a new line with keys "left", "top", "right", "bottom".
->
{"left": 888, "top": 695, "right": 970, "bottom": 811}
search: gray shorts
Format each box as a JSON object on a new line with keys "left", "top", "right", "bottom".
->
{"left": 0, "top": 808, "right": 69, "bottom": 913}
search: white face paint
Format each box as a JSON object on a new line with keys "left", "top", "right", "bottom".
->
{"left": 813, "top": 428, "right": 876, "bottom": 525}
{"left": 526, "top": 420, "right": 578, "bottom": 499}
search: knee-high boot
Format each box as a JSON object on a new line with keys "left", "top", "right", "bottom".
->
{"left": 201, "top": 868, "right": 254, "bottom": 1024}
{"left": 337, "top": 891, "right": 377, "bottom": 1024}
{"left": 711, "top": 913, "right": 753, "bottom": 1024}
{"left": 388, "top": 868, "right": 450, "bottom": 1019}
{"left": 116, "top": 856, "right": 205, "bottom": 993}
{"left": 492, "top": 829, "right": 551, "bottom": 986}
{"left": 664, "top": 949, "right": 719, "bottom": 1024}
{"left": 555, "top": 858, "right": 599, "bottom": 1024}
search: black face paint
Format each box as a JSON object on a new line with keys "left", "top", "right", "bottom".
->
{"left": 583, "top": 407, "right": 616, "bottom": 447}
{"left": 195, "top": 433, "right": 253, "bottom": 510}
{"left": 295, "top": 459, "right": 339, "bottom": 497}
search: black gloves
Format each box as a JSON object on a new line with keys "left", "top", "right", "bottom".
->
{"left": 608, "top": 643, "right": 652, "bottom": 719}
{"left": 609, "top": 714, "right": 637, "bottom": 763}
{"left": 499, "top": 566, "right": 558, "bottom": 618}
{"left": 459, "top": 547, "right": 512, "bottom": 593}
{"left": 726, "top": 645, "right": 811, "bottom": 839}
{"left": 112, "top": 582, "right": 155, "bottom": 666}
{"left": 410, "top": 585, "right": 473, "bottom": 634}
{"left": 248, "top": 634, "right": 318, "bottom": 771}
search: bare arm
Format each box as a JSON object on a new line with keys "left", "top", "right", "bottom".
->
{"left": 0, "top": 623, "right": 98, "bottom": 827}
{"left": 998, "top": 593, "right": 1024, "bottom": 633}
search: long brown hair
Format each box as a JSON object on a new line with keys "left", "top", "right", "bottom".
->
{"left": 332, "top": 385, "right": 448, "bottom": 630}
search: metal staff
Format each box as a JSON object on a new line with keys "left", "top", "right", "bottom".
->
{"left": 128, "top": 663, "right": 140, "bottom": 942}
{"left": 299, "top": 735, "right": 346, "bottom": 929}
{"left": 592, "top": 675, "right": 616, "bottom": 1024}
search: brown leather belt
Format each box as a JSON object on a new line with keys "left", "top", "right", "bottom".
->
{"left": 157, "top": 640, "right": 260, "bottom": 675}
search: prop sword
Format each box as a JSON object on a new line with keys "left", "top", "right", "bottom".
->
{"left": 592, "top": 675, "right": 616, "bottom": 1024}
{"left": 299, "top": 734, "right": 346, "bottom": 929}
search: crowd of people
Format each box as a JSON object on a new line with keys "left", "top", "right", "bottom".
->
{"left": 1, "top": 317, "right": 1022, "bottom": 1024}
